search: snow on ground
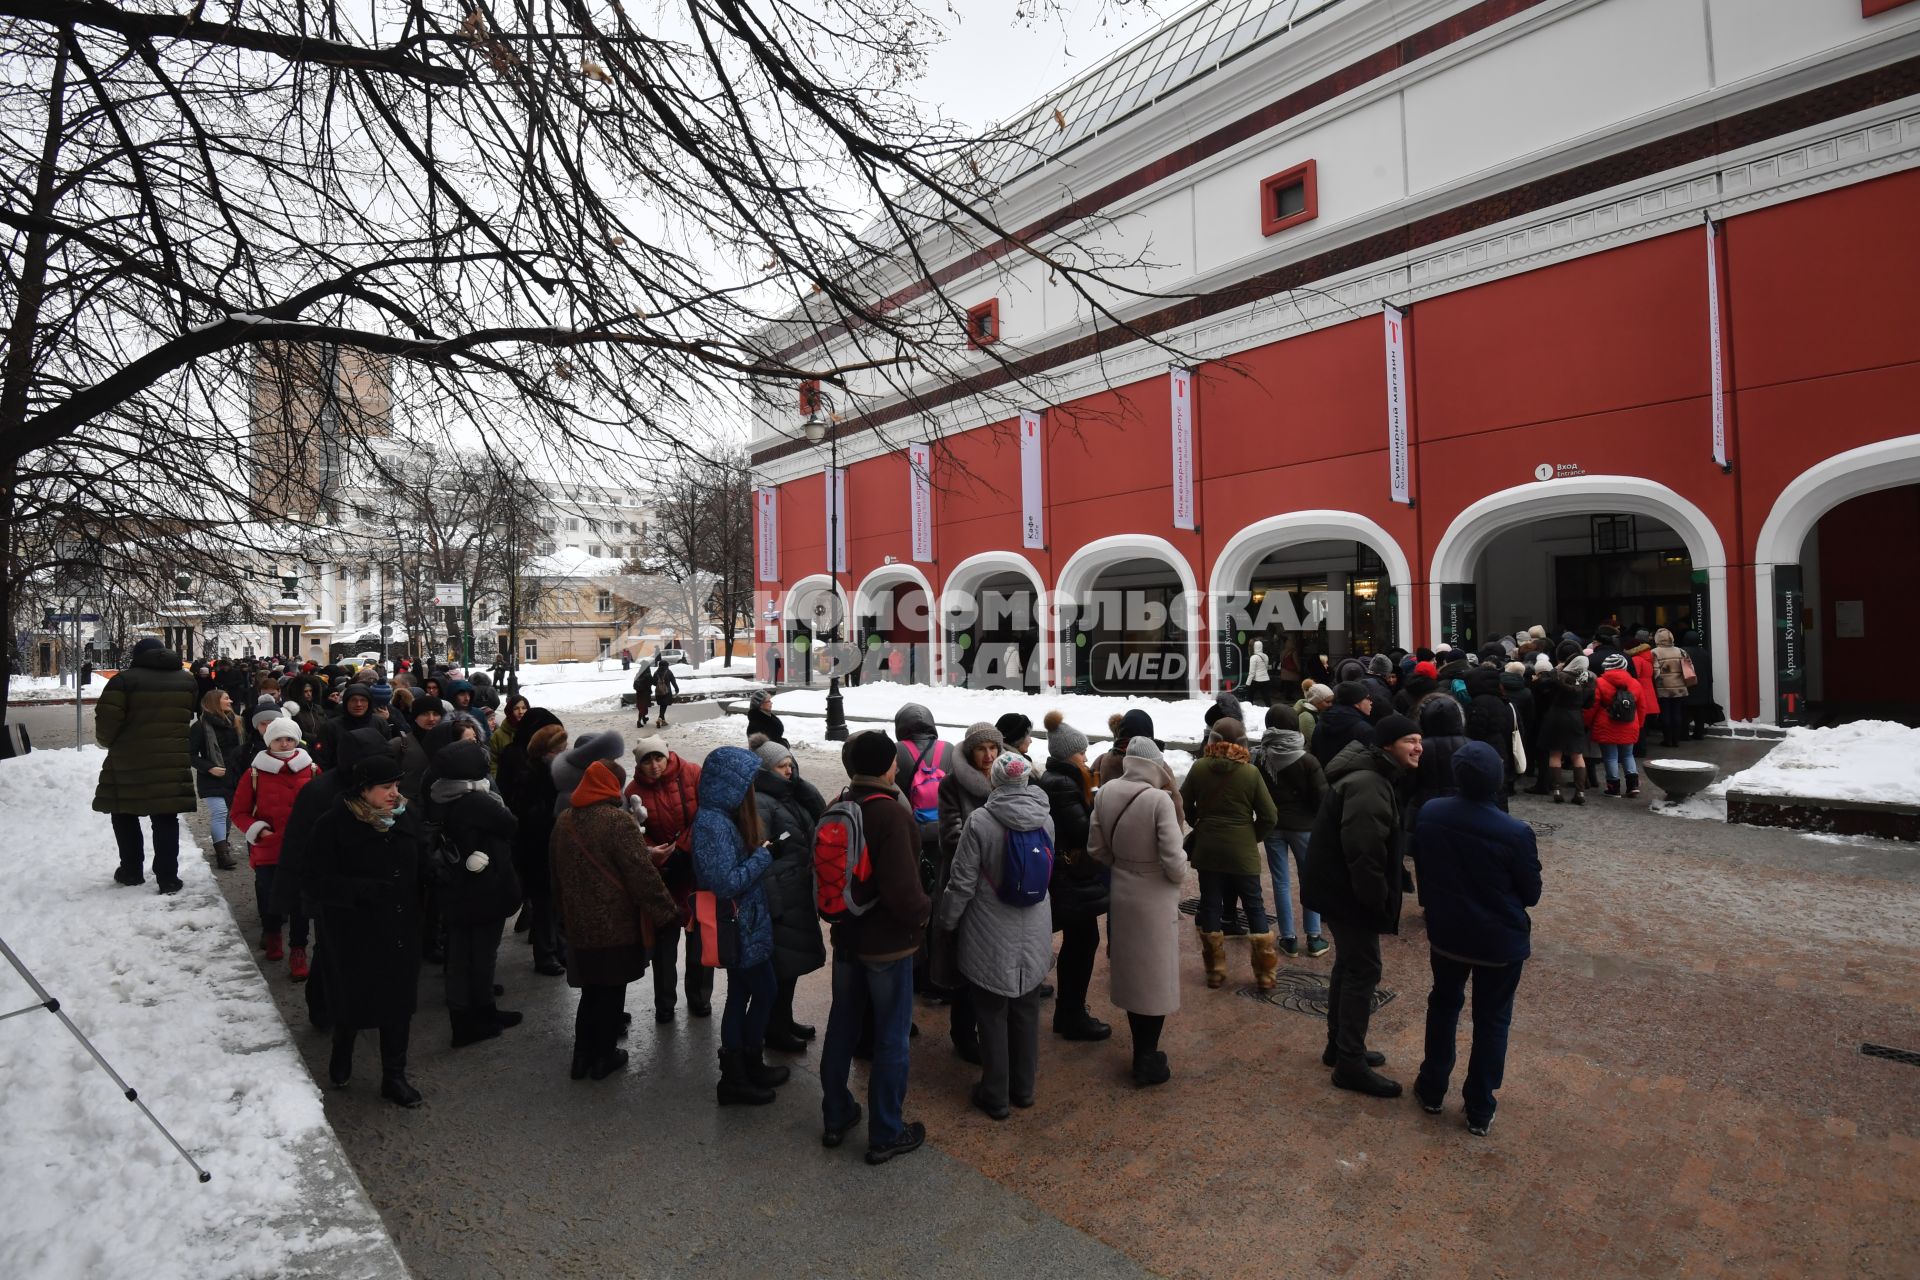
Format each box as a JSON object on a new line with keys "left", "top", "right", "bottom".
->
{"left": 1720, "top": 720, "right": 1920, "bottom": 807}
{"left": 764, "top": 683, "right": 1220, "bottom": 743}
{"left": 515, "top": 659, "right": 757, "bottom": 711}
{"left": 8, "top": 673, "right": 104, "bottom": 703}
{"left": 0, "top": 748, "right": 389, "bottom": 1279}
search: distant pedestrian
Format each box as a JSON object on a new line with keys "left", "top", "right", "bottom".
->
{"left": 651, "top": 656, "right": 679, "bottom": 727}
{"left": 746, "top": 689, "right": 787, "bottom": 747}
{"left": 632, "top": 663, "right": 653, "bottom": 728}
{"left": 1411, "top": 742, "right": 1541, "bottom": 1137}
{"left": 93, "top": 636, "right": 198, "bottom": 893}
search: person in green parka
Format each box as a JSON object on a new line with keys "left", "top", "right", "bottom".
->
{"left": 1179, "top": 717, "right": 1279, "bottom": 993}
{"left": 93, "top": 637, "right": 199, "bottom": 893}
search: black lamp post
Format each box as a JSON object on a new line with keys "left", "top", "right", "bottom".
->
{"left": 803, "top": 411, "right": 848, "bottom": 741}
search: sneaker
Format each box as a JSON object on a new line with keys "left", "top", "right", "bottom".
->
{"left": 1279, "top": 936, "right": 1300, "bottom": 957}
{"left": 1305, "top": 935, "right": 1330, "bottom": 958}
{"left": 1415, "top": 1090, "right": 1444, "bottom": 1115}
{"left": 822, "top": 1103, "right": 863, "bottom": 1149}
{"left": 865, "top": 1121, "right": 927, "bottom": 1166}
{"left": 1467, "top": 1116, "right": 1494, "bottom": 1137}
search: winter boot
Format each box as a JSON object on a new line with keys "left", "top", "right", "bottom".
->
{"left": 1570, "top": 772, "right": 1586, "bottom": 805}
{"left": 716, "top": 1050, "right": 775, "bottom": 1106}
{"left": 1131, "top": 1051, "right": 1172, "bottom": 1087}
{"left": 1604, "top": 778, "right": 1621, "bottom": 798}
{"left": 1331, "top": 1063, "right": 1403, "bottom": 1098}
{"left": 743, "top": 1047, "right": 791, "bottom": 1089}
{"left": 262, "top": 930, "right": 284, "bottom": 962}
{"left": 450, "top": 1008, "right": 502, "bottom": 1048}
{"left": 288, "top": 946, "right": 310, "bottom": 982}
{"left": 380, "top": 1072, "right": 424, "bottom": 1108}
{"left": 212, "top": 839, "right": 237, "bottom": 871}
{"left": 1249, "top": 931, "right": 1281, "bottom": 992}
{"left": 1626, "top": 771, "right": 1641, "bottom": 798}
{"left": 1200, "top": 930, "right": 1228, "bottom": 990}
{"left": 328, "top": 1033, "right": 354, "bottom": 1088}
{"left": 1551, "top": 768, "right": 1566, "bottom": 804}
{"left": 487, "top": 1004, "right": 524, "bottom": 1029}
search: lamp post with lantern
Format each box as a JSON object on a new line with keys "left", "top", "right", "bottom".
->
{"left": 801, "top": 409, "right": 848, "bottom": 742}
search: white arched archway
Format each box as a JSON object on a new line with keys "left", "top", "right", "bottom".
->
{"left": 853, "top": 563, "right": 942, "bottom": 685}
{"left": 1054, "top": 535, "right": 1204, "bottom": 700}
{"left": 940, "top": 551, "right": 1050, "bottom": 691}
{"left": 1207, "top": 511, "right": 1417, "bottom": 670}
{"left": 1429, "top": 475, "right": 1731, "bottom": 719}
{"left": 780, "top": 574, "right": 852, "bottom": 687}
{"left": 1753, "top": 434, "right": 1920, "bottom": 722}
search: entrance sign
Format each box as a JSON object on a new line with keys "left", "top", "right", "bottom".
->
{"left": 1706, "top": 218, "right": 1730, "bottom": 470}
{"left": 1169, "top": 368, "right": 1196, "bottom": 530}
{"left": 1383, "top": 304, "right": 1411, "bottom": 505}
{"left": 754, "top": 488, "right": 780, "bottom": 582}
{"left": 908, "top": 443, "right": 934, "bottom": 563}
{"left": 1019, "top": 409, "right": 1045, "bottom": 549}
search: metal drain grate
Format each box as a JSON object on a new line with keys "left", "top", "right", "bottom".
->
{"left": 1527, "top": 820, "right": 1560, "bottom": 837}
{"left": 1237, "top": 971, "right": 1394, "bottom": 1018}
{"left": 1177, "top": 897, "right": 1263, "bottom": 934}
{"left": 1861, "top": 1043, "right": 1920, "bottom": 1067}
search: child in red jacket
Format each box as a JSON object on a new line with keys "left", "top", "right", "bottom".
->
{"left": 232, "top": 716, "right": 318, "bottom": 976}
{"left": 1584, "top": 654, "right": 1647, "bottom": 799}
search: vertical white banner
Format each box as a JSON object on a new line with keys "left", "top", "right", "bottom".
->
{"left": 823, "top": 468, "right": 847, "bottom": 574}
{"left": 1169, "top": 367, "right": 1196, "bottom": 530}
{"left": 908, "top": 442, "right": 934, "bottom": 564}
{"left": 1383, "top": 303, "right": 1412, "bottom": 505}
{"left": 1705, "top": 218, "right": 1728, "bottom": 469}
{"left": 1019, "top": 409, "right": 1045, "bottom": 550}
{"left": 754, "top": 487, "right": 779, "bottom": 582}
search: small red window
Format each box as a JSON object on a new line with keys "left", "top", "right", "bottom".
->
{"left": 1864, "top": 0, "right": 1918, "bottom": 16}
{"left": 798, "top": 379, "right": 821, "bottom": 415}
{"left": 966, "top": 298, "right": 1000, "bottom": 349}
{"left": 1259, "top": 160, "right": 1318, "bottom": 237}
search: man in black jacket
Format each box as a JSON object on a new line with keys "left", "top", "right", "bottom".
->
{"left": 93, "top": 637, "right": 198, "bottom": 892}
{"left": 1309, "top": 681, "right": 1376, "bottom": 767}
{"left": 1301, "top": 713, "right": 1422, "bottom": 1098}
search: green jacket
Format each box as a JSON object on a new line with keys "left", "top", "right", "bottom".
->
{"left": 1179, "top": 745, "right": 1278, "bottom": 877}
{"left": 92, "top": 647, "right": 199, "bottom": 816}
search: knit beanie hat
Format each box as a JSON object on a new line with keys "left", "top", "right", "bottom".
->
{"left": 1565, "top": 655, "right": 1590, "bottom": 676}
{"left": 994, "top": 712, "right": 1032, "bottom": 747}
{"left": 411, "top": 695, "right": 445, "bottom": 717}
{"left": 1043, "top": 710, "right": 1088, "bottom": 761}
{"left": 353, "top": 753, "right": 403, "bottom": 789}
{"left": 845, "top": 729, "right": 898, "bottom": 778}
{"left": 1116, "top": 708, "right": 1156, "bottom": 743}
{"left": 132, "top": 636, "right": 165, "bottom": 657}
{"left": 1528, "top": 625, "right": 1547, "bottom": 640}
{"left": 250, "top": 701, "right": 282, "bottom": 731}
{"left": 1368, "top": 653, "right": 1393, "bottom": 677}
{"left": 1125, "top": 736, "right": 1165, "bottom": 763}
{"left": 343, "top": 682, "right": 372, "bottom": 706}
{"left": 989, "top": 753, "right": 1034, "bottom": 788}
{"left": 1505, "top": 661, "right": 1526, "bottom": 676}
{"left": 1374, "top": 713, "right": 1420, "bottom": 745}
{"left": 632, "top": 735, "right": 670, "bottom": 761}
{"left": 1264, "top": 704, "right": 1299, "bottom": 731}
{"left": 961, "top": 721, "right": 1005, "bottom": 760}
{"left": 1208, "top": 716, "right": 1248, "bottom": 747}
{"left": 1333, "top": 680, "right": 1369, "bottom": 707}
{"left": 1601, "top": 652, "right": 1630, "bottom": 671}
{"left": 1534, "top": 654, "right": 1552, "bottom": 674}
{"left": 1306, "top": 683, "right": 1334, "bottom": 706}
{"left": 263, "top": 717, "right": 302, "bottom": 746}
{"left": 755, "top": 739, "right": 795, "bottom": 770}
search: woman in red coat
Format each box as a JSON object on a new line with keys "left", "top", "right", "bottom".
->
{"left": 1583, "top": 654, "right": 1647, "bottom": 799}
{"left": 232, "top": 715, "right": 319, "bottom": 976}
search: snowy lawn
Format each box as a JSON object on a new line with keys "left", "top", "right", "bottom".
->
{"left": 0, "top": 748, "right": 393, "bottom": 1278}
{"left": 1717, "top": 720, "right": 1920, "bottom": 807}
{"left": 762, "top": 682, "right": 1221, "bottom": 743}
{"left": 515, "top": 659, "right": 757, "bottom": 711}
{"left": 8, "top": 672, "right": 105, "bottom": 703}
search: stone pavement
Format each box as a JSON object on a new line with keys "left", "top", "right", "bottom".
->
{"left": 195, "top": 698, "right": 1917, "bottom": 1279}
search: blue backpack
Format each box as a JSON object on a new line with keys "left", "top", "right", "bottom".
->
{"left": 991, "top": 827, "right": 1054, "bottom": 908}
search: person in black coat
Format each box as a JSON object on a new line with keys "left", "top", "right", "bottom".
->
{"left": 314, "top": 684, "right": 387, "bottom": 772}
{"left": 427, "top": 739, "right": 525, "bottom": 1047}
{"left": 1410, "top": 742, "right": 1542, "bottom": 1136}
{"left": 651, "top": 657, "right": 680, "bottom": 727}
{"left": 746, "top": 690, "right": 787, "bottom": 747}
{"left": 750, "top": 740, "right": 826, "bottom": 1052}
{"left": 1407, "top": 696, "right": 1469, "bottom": 832}
{"left": 191, "top": 689, "right": 248, "bottom": 870}
{"left": 1037, "top": 713, "right": 1110, "bottom": 1042}
{"left": 1310, "top": 681, "right": 1377, "bottom": 767}
{"left": 1461, "top": 666, "right": 1515, "bottom": 809}
{"left": 307, "top": 754, "right": 427, "bottom": 1107}
{"left": 508, "top": 720, "right": 570, "bottom": 976}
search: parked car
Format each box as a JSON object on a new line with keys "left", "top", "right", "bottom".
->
{"left": 657, "top": 648, "right": 688, "bottom": 666}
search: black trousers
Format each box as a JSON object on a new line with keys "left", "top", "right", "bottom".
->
{"left": 112, "top": 813, "right": 180, "bottom": 883}
{"left": 1127, "top": 1012, "right": 1165, "bottom": 1058}
{"left": 527, "top": 892, "right": 564, "bottom": 968}
{"left": 574, "top": 982, "right": 628, "bottom": 1061}
{"left": 1324, "top": 919, "right": 1384, "bottom": 1069}
{"left": 333, "top": 1020, "right": 411, "bottom": 1077}
{"left": 1053, "top": 917, "right": 1100, "bottom": 1026}
{"left": 445, "top": 921, "right": 502, "bottom": 1010}
{"left": 651, "top": 924, "right": 713, "bottom": 1012}
{"left": 948, "top": 983, "right": 979, "bottom": 1051}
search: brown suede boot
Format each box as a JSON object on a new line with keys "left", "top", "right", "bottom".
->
{"left": 1200, "top": 930, "right": 1228, "bottom": 989}
{"left": 213, "top": 839, "right": 236, "bottom": 871}
{"left": 1250, "top": 931, "right": 1280, "bottom": 991}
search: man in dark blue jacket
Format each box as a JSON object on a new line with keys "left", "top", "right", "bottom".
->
{"left": 1409, "top": 741, "right": 1542, "bottom": 1136}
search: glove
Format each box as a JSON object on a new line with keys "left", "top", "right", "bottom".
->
{"left": 626, "top": 795, "right": 648, "bottom": 824}
{"left": 464, "top": 851, "right": 489, "bottom": 873}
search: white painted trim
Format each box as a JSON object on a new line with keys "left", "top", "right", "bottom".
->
{"left": 1052, "top": 534, "right": 1204, "bottom": 699}
{"left": 852, "top": 563, "right": 943, "bottom": 684}
{"left": 939, "top": 551, "right": 1052, "bottom": 690}
{"left": 779, "top": 574, "right": 851, "bottom": 636}
{"left": 1427, "top": 475, "right": 1732, "bottom": 718}
{"left": 1753, "top": 433, "right": 1920, "bottom": 722}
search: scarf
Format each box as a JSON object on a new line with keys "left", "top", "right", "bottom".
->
{"left": 1258, "top": 729, "right": 1306, "bottom": 778}
{"left": 346, "top": 796, "right": 404, "bottom": 831}
{"left": 430, "top": 777, "right": 492, "bottom": 805}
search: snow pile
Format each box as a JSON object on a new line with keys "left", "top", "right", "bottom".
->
{"left": 516, "top": 659, "right": 758, "bottom": 711}
{"left": 1720, "top": 720, "right": 1920, "bottom": 808}
{"left": 8, "top": 673, "right": 104, "bottom": 703}
{"left": 766, "top": 683, "right": 1220, "bottom": 742}
{"left": 0, "top": 748, "right": 390, "bottom": 1278}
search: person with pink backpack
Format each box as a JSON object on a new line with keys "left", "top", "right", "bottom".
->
{"left": 892, "top": 703, "right": 949, "bottom": 895}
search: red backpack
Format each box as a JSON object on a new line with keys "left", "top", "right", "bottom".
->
{"left": 813, "top": 791, "right": 890, "bottom": 923}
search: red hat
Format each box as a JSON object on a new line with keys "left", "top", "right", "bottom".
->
{"left": 1413, "top": 661, "right": 1439, "bottom": 680}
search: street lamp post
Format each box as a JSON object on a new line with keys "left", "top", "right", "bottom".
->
{"left": 802, "top": 412, "right": 848, "bottom": 742}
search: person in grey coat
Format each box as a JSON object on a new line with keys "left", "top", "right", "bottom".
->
{"left": 935, "top": 752, "right": 1055, "bottom": 1120}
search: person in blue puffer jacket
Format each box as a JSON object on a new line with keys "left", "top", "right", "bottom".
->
{"left": 690, "top": 745, "right": 783, "bottom": 1107}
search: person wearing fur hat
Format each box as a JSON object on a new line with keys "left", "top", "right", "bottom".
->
{"left": 307, "top": 754, "right": 427, "bottom": 1107}
{"left": 1535, "top": 655, "right": 1593, "bottom": 805}
{"left": 936, "top": 752, "right": 1055, "bottom": 1119}
{"left": 623, "top": 735, "right": 712, "bottom": 1021}
{"left": 752, "top": 739, "right": 827, "bottom": 1053}
{"left": 692, "top": 746, "right": 785, "bottom": 1106}
{"left": 508, "top": 718, "right": 572, "bottom": 976}
{"left": 1181, "top": 717, "right": 1280, "bottom": 990}
{"left": 1089, "top": 737, "right": 1188, "bottom": 1085}
{"left": 1301, "top": 714, "right": 1422, "bottom": 1099}
{"left": 1252, "top": 705, "right": 1328, "bottom": 959}
{"left": 1037, "top": 711, "right": 1112, "bottom": 1042}
{"left": 933, "top": 723, "right": 1005, "bottom": 1064}
{"left": 550, "top": 758, "right": 680, "bottom": 1081}
{"left": 232, "top": 717, "right": 317, "bottom": 977}
{"left": 427, "top": 739, "right": 525, "bottom": 1047}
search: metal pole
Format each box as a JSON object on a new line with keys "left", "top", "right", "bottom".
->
{"left": 824, "top": 432, "right": 847, "bottom": 742}
{"left": 72, "top": 602, "right": 82, "bottom": 749}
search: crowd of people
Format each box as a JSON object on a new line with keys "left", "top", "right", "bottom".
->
{"left": 84, "top": 620, "right": 1680, "bottom": 1159}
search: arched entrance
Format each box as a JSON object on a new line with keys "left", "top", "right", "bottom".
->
{"left": 941, "top": 552, "right": 1048, "bottom": 691}
{"left": 1208, "top": 512, "right": 1413, "bottom": 701}
{"left": 781, "top": 574, "right": 851, "bottom": 688}
{"left": 1754, "top": 434, "right": 1920, "bottom": 725}
{"left": 853, "top": 565, "right": 938, "bottom": 686}
{"left": 1054, "top": 536, "right": 1201, "bottom": 699}
{"left": 1429, "top": 476, "right": 1730, "bottom": 720}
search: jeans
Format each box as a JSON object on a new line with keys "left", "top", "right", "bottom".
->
{"left": 112, "top": 813, "right": 180, "bottom": 884}
{"left": 821, "top": 952, "right": 914, "bottom": 1148}
{"left": 1196, "top": 871, "right": 1268, "bottom": 934}
{"left": 973, "top": 984, "right": 1042, "bottom": 1109}
{"left": 1414, "top": 952, "right": 1526, "bottom": 1125}
{"left": 573, "top": 982, "right": 628, "bottom": 1063}
{"left": 651, "top": 924, "right": 714, "bottom": 1013}
{"left": 1324, "top": 920, "right": 1383, "bottom": 1068}
{"left": 1600, "top": 741, "right": 1637, "bottom": 781}
{"left": 1263, "top": 831, "right": 1319, "bottom": 939}
{"left": 720, "top": 959, "right": 777, "bottom": 1051}
{"left": 1053, "top": 917, "right": 1101, "bottom": 1026}
{"left": 204, "top": 796, "right": 230, "bottom": 843}
{"left": 445, "top": 921, "right": 503, "bottom": 1010}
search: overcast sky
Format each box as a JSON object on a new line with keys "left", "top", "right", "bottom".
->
{"left": 916, "top": 0, "right": 1165, "bottom": 132}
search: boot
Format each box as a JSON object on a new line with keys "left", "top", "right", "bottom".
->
{"left": 262, "top": 930, "right": 284, "bottom": 962}
{"left": 1626, "top": 771, "right": 1641, "bottom": 798}
{"left": 288, "top": 946, "right": 309, "bottom": 982}
{"left": 1570, "top": 771, "right": 1586, "bottom": 805}
{"left": 328, "top": 1033, "right": 354, "bottom": 1088}
{"left": 1331, "top": 1063, "right": 1403, "bottom": 1098}
{"left": 1249, "top": 931, "right": 1281, "bottom": 992}
{"left": 213, "top": 839, "right": 237, "bottom": 871}
{"left": 716, "top": 1049, "right": 775, "bottom": 1106}
{"left": 588, "top": 1048, "right": 629, "bottom": 1080}
{"left": 765, "top": 1024, "right": 809, "bottom": 1054}
{"left": 743, "top": 1047, "right": 791, "bottom": 1089}
{"left": 380, "top": 1073, "right": 424, "bottom": 1108}
{"left": 1604, "top": 778, "right": 1621, "bottom": 798}
{"left": 1551, "top": 768, "right": 1566, "bottom": 804}
{"left": 450, "top": 1008, "right": 502, "bottom": 1048}
{"left": 1131, "top": 1051, "right": 1171, "bottom": 1087}
{"left": 1200, "top": 930, "right": 1228, "bottom": 990}
{"left": 487, "top": 1004, "right": 523, "bottom": 1028}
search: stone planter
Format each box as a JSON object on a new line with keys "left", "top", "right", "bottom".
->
{"left": 1642, "top": 758, "right": 1719, "bottom": 801}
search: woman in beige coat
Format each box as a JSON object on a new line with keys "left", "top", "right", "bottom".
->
{"left": 1089, "top": 737, "right": 1189, "bottom": 1086}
